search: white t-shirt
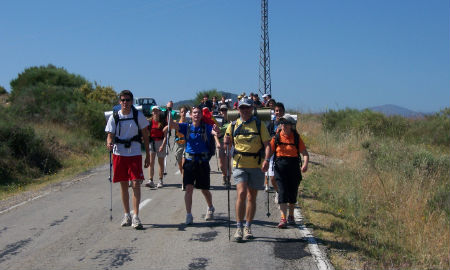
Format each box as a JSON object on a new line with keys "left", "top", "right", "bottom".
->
{"left": 105, "top": 110, "right": 149, "bottom": 156}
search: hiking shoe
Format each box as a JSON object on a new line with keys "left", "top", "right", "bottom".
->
{"left": 287, "top": 215, "right": 296, "bottom": 225}
{"left": 274, "top": 192, "right": 279, "bottom": 204}
{"left": 121, "top": 214, "right": 132, "bottom": 227}
{"left": 185, "top": 213, "right": 193, "bottom": 225}
{"left": 205, "top": 206, "right": 215, "bottom": 221}
{"left": 145, "top": 180, "right": 156, "bottom": 188}
{"left": 157, "top": 179, "right": 164, "bottom": 188}
{"left": 234, "top": 227, "right": 243, "bottom": 242}
{"left": 277, "top": 218, "right": 287, "bottom": 229}
{"left": 132, "top": 215, "right": 143, "bottom": 230}
{"left": 243, "top": 226, "right": 254, "bottom": 240}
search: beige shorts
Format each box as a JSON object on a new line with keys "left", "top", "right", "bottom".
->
{"left": 150, "top": 140, "right": 167, "bottom": 158}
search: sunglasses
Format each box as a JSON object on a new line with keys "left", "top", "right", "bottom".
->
{"left": 121, "top": 98, "right": 131, "bottom": 102}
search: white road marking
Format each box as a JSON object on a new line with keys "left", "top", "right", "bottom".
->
{"left": 294, "top": 208, "right": 335, "bottom": 270}
{"left": 131, "top": 198, "right": 152, "bottom": 215}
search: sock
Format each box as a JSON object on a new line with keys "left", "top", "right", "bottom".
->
{"left": 281, "top": 212, "right": 286, "bottom": 220}
{"left": 236, "top": 222, "right": 243, "bottom": 228}
{"left": 208, "top": 206, "right": 214, "bottom": 211}
{"left": 125, "top": 213, "right": 131, "bottom": 217}
{"left": 133, "top": 214, "right": 138, "bottom": 219}
{"left": 245, "top": 221, "right": 252, "bottom": 228}
{"left": 187, "top": 213, "right": 192, "bottom": 216}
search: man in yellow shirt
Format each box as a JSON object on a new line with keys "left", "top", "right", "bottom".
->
{"left": 224, "top": 98, "right": 271, "bottom": 242}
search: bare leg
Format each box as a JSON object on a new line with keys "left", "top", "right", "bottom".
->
{"left": 149, "top": 152, "right": 156, "bottom": 179}
{"left": 235, "top": 182, "right": 248, "bottom": 223}
{"left": 201, "top": 189, "right": 213, "bottom": 208}
{"left": 288, "top": 203, "right": 295, "bottom": 217}
{"left": 245, "top": 187, "right": 258, "bottom": 223}
{"left": 131, "top": 181, "right": 141, "bottom": 216}
{"left": 279, "top": 203, "right": 288, "bottom": 220}
{"left": 120, "top": 181, "right": 130, "bottom": 214}
{"left": 158, "top": 157, "right": 165, "bottom": 179}
{"left": 185, "top": 184, "right": 194, "bottom": 213}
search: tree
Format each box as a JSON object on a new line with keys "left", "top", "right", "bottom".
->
{"left": 87, "top": 85, "right": 117, "bottom": 106}
{"left": 194, "top": 89, "right": 221, "bottom": 105}
{"left": 0, "top": 86, "right": 7, "bottom": 95}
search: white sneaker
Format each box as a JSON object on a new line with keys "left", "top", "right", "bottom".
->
{"left": 205, "top": 206, "right": 215, "bottom": 220}
{"left": 157, "top": 179, "right": 164, "bottom": 188}
{"left": 185, "top": 213, "right": 193, "bottom": 225}
{"left": 121, "top": 214, "right": 131, "bottom": 227}
{"left": 145, "top": 180, "right": 156, "bottom": 188}
{"left": 132, "top": 215, "right": 143, "bottom": 230}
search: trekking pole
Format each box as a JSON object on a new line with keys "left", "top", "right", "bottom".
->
{"left": 226, "top": 144, "right": 231, "bottom": 241}
{"left": 163, "top": 109, "right": 171, "bottom": 176}
{"left": 215, "top": 148, "right": 219, "bottom": 171}
{"left": 266, "top": 172, "right": 271, "bottom": 218}
{"left": 109, "top": 151, "right": 113, "bottom": 221}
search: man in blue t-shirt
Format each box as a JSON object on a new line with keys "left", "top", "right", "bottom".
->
{"left": 168, "top": 106, "right": 219, "bottom": 225}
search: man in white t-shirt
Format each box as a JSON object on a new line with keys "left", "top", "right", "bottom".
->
{"left": 105, "top": 90, "right": 150, "bottom": 229}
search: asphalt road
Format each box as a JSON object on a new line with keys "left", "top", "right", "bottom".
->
{"left": 0, "top": 151, "right": 332, "bottom": 270}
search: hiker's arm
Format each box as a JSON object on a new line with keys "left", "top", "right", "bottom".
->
{"left": 159, "top": 130, "right": 168, "bottom": 152}
{"left": 261, "top": 141, "right": 271, "bottom": 172}
{"left": 141, "top": 128, "right": 150, "bottom": 168}
{"left": 168, "top": 120, "right": 180, "bottom": 131}
{"left": 214, "top": 134, "right": 221, "bottom": 149}
{"left": 107, "top": 133, "right": 114, "bottom": 152}
{"left": 301, "top": 149, "right": 309, "bottom": 173}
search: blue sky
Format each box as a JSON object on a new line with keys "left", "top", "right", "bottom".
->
{"left": 1, "top": 0, "right": 449, "bottom": 113}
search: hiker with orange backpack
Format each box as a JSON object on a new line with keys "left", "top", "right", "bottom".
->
{"left": 262, "top": 114, "right": 309, "bottom": 228}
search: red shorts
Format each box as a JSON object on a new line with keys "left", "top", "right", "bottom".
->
{"left": 112, "top": 154, "right": 144, "bottom": 183}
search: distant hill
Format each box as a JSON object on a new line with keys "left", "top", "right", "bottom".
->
{"left": 173, "top": 91, "right": 239, "bottom": 109}
{"left": 366, "top": 104, "right": 425, "bottom": 118}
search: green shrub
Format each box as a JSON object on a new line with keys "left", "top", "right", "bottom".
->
{"left": 0, "top": 112, "right": 61, "bottom": 185}
{"left": 322, "top": 108, "right": 449, "bottom": 147}
{"left": 0, "top": 85, "right": 7, "bottom": 95}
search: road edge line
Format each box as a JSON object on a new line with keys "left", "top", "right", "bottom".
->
{"left": 294, "top": 208, "right": 335, "bottom": 270}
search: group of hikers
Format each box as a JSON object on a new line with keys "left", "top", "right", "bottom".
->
{"left": 105, "top": 90, "right": 309, "bottom": 242}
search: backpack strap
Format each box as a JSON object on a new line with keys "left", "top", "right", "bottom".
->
{"left": 113, "top": 106, "right": 142, "bottom": 147}
{"left": 231, "top": 117, "right": 264, "bottom": 167}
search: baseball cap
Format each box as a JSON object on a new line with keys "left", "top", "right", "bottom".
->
{"left": 262, "top": 94, "right": 269, "bottom": 98}
{"left": 238, "top": 98, "right": 252, "bottom": 108}
{"left": 279, "top": 114, "right": 296, "bottom": 124}
{"left": 152, "top": 105, "right": 160, "bottom": 111}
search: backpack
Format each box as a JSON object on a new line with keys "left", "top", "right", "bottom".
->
{"left": 230, "top": 116, "right": 265, "bottom": 167}
{"left": 273, "top": 128, "right": 302, "bottom": 165}
{"left": 185, "top": 122, "right": 215, "bottom": 161}
{"left": 112, "top": 106, "right": 142, "bottom": 148}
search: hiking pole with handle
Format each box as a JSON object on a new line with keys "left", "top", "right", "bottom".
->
{"left": 266, "top": 172, "right": 271, "bottom": 218}
{"left": 226, "top": 144, "right": 231, "bottom": 241}
{"left": 163, "top": 109, "right": 172, "bottom": 176}
{"left": 109, "top": 151, "right": 113, "bottom": 221}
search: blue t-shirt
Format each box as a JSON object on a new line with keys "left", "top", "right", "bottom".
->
{"left": 178, "top": 122, "right": 213, "bottom": 157}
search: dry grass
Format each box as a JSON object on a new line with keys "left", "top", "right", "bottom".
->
{"left": 297, "top": 113, "right": 450, "bottom": 269}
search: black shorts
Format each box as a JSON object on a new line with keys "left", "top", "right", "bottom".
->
{"left": 183, "top": 159, "right": 211, "bottom": 190}
{"left": 274, "top": 157, "right": 302, "bottom": 204}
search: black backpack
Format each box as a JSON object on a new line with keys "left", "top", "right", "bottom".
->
{"left": 112, "top": 106, "right": 142, "bottom": 148}
{"left": 273, "top": 128, "right": 302, "bottom": 164}
{"left": 230, "top": 117, "right": 265, "bottom": 167}
{"left": 186, "top": 122, "right": 216, "bottom": 161}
